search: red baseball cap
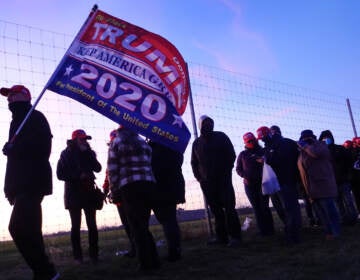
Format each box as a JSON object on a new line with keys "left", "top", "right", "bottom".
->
{"left": 0, "top": 85, "right": 31, "bottom": 103}
{"left": 243, "top": 132, "right": 256, "bottom": 143}
{"left": 256, "top": 126, "right": 270, "bottom": 140}
{"left": 72, "top": 129, "right": 92, "bottom": 140}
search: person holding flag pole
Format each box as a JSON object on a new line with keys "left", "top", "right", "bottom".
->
{"left": 1, "top": 85, "right": 59, "bottom": 280}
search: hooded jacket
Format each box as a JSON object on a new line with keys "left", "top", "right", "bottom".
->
{"left": 264, "top": 134, "right": 300, "bottom": 186}
{"left": 191, "top": 117, "right": 236, "bottom": 182}
{"left": 319, "top": 130, "right": 353, "bottom": 185}
{"left": 4, "top": 102, "right": 53, "bottom": 201}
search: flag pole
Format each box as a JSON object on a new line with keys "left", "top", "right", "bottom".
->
{"left": 346, "top": 98, "right": 358, "bottom": 137}
{"left": 10, "top": 4, "right": 99, "bottom": 143}
{"left": 185, "top": 63, "right": 214, "bottom": 237}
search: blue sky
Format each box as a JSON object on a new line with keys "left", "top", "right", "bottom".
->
{"left": 0, "top": 0, "right": 359, "bottom": 240}
{"left": 1, "top": 0, "right": 359, "bottom": 96}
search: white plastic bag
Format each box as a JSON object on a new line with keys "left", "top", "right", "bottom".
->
{"left": 241, "top": 216, "right": 253, "bottom": 231}
{"left": 261, "top": 162, "right": 281, "bottom": 195}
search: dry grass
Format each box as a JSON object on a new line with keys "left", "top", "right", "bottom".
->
{"left": 2, "top": 211, "right": 360, "bottom": 280}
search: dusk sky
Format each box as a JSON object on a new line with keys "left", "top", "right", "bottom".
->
{"left": 0, "top": 0, "right": 359, "bottom": 240}
{"left": 1, "top": 0, "right": 359, "bottom": 97}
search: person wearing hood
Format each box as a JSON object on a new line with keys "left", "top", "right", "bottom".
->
{"left": 191, "top": 115, "right": 242, "bottom": 247}
{"left": 319, "top": 130, "right": 358, "bottom": 225}
{"left": 56, "top": 129, "right": 102, "bottom": 265}
{"left": 256, "top": 125, "right": 302, "bottom": 245}
{"left": 236, "top": 132, "right": 274, "bottom": 236}
{"left": 1, "top": 85, "right": 59, "bottom": 280}
{"left": 297, "top": 129, "right": 340, "bottom": 240}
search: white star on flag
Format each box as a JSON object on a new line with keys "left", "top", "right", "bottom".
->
{"left": 172, "top": 114, "right": 183, "bottom": 127}
{"left": 64, "top": 65, "right": 74, "bottom": 76}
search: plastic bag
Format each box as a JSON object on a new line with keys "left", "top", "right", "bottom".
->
{"left": 241, "top": 216, "right": 253, "bottom": 231}
{"left": 261, "top": 162, "right": 281, "bottom": 195}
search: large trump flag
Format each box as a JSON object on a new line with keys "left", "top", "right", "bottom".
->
{"left": 46, "top": 6, "right": 191, "bottom": 153}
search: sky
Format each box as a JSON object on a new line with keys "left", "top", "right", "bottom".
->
{"left": 0, "top": 0, "right": 359, "bottom": 96}
{"left": 0, "top": 0, "right": 359, "bottom": 240}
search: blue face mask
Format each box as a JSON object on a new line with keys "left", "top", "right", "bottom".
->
{"left": 324, "top": 138, "right": 333, "bottom": 145}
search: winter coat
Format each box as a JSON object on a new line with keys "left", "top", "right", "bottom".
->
{"left": 297, "top": 140, "right": 338, "bottom": 199}
{"left": 191, "top": 131, "right": 236, "bottom": 182}
{"left": 56, "top": 140, "right": 101, "bottom": 209}
{"left": 264, "top": 134, "right": 300, "bottom": 186}
{"left": 149, "top": 141, "right": 185, "bottom": 205}
{"left": 236, "top": 144, "right": 264, "bottom": 186}
{"left": 319, "top": 130, "right": 353, "bottom": 184}
{"left": 4, "top": 102, "right": 53, "bottom": 201}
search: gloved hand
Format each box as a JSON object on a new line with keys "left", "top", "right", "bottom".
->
{"left": 297, "top": 140, "right": 308, "bottom": 149}
{"left": 2, "top": 142, "right": 14, "bottom": 156}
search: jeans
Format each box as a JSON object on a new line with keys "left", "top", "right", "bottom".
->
{"left": 153, "top": 203, "right": 181, "bottom": 257}
{"left": 337, "top": 182, "right": 358, "bottom": 225}
{"left": 120, "top": 181, "right": 159, "bottom": 270}
{"left": 9, "top": 194, "right": 56, "bottom": 279}
{"left": 117, "top": 204, "right": 136, "bottom": 254}
{"left": 270, "top": 184, "right": 302, "bottom": 243}
{"left": 244, "top": 182, "right": 274, "bottom": 235}
{"left": 200, "top": 176, "right": 242, "bottom": 241}
{"left": 312, "top": 197, "right": 341, "bottom": 237}
{"left": 68, "top": 207, "right": 98, "bottom": 260}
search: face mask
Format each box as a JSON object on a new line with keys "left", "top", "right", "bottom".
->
{"left": 245, "top": 142, "right": 255, "bottom": 149}
{"left": 8, "top": 101, "right": 30, "bottom": 114}
{"left": 324, "top": 138, "right": 333, "bottom": 145}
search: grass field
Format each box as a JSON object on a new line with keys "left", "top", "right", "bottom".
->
{"left": 2, "top": 210, "right": 360, "bottom": 280}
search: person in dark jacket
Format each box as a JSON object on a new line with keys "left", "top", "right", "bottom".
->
{"left": 191, "top": 115, "right": 242, "bottom": 247}
{"left": 57, "top": 129, "right": 102, "bottom": 264}
{"left": 271, "top": 125, "right": 319, "bottom": 226}
{"left": 236, "top": 132, "right": 274, "bottom": 236}
{"left": 1, "top": 85, "right": 59, "bottom": 280}
{"left": 297, "top": 129, "right": 340, "bottom": 240}
{"left": 319, "top": 130, "right": 358, "bottom": 225}
{"left": 257, "top": 126, "right": 302, "bottom": 245}
{"left": 149, "top": 140, "right": 186, "bottom": 261}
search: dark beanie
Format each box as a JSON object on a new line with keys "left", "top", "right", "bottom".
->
{"left": 299, "top": 129, "right": 316, "bottom": 141}
{"left": 319, "top": 130, "right": 334, "bottom": 142}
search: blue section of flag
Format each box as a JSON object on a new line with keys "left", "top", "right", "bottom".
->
{"left": 47, "top": 57, "right": 190, "bottom": 153}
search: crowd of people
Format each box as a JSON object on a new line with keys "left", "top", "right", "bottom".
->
{"left": 236, "top": 125, "right": 360, "bottom": 244}
{"left": 2, "top": 84, "right": 360, "bottom": 279}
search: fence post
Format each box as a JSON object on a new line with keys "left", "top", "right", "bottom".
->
{"left": 186, "top": 63, "right": 214, "bottom": 237}
{"left": 346, "top": 98, "right": 358, "bottom": 137}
